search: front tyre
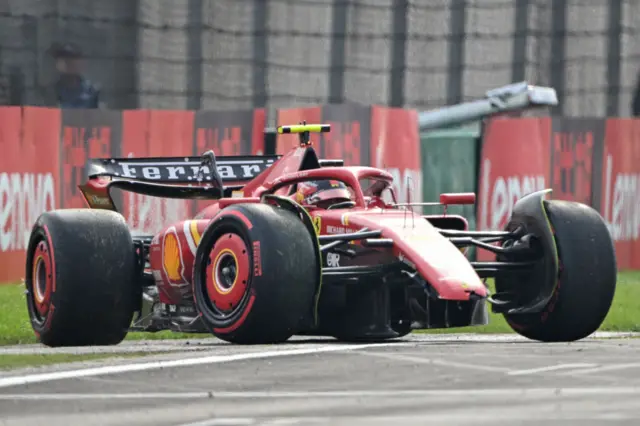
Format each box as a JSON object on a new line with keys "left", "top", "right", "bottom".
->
{"left": 500, "top": 200, "right": 617, "bottom": 342}
{"left": 193, "top": 203, "right": 319, "bottom": 344}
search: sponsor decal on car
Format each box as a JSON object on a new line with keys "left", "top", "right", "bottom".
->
{"left": 161, "top": 226, "right": 189, "bottom": 288}
{"left": 313, "top": 216, "right": 322, "bottom": 234}
{"left": 326, "top": 252, "right": 340, "bottom": 267}
{"left": 89, "top": 194, "right": 112, "bottom": 207}
{"left": 326, "top": 225, "right": 357, "bottom": 234}
{"left": 161, "top": 303, "right": 196, "bottom": 315}
{"left": 252, "top": 241, "right": 262, "bottom": 277}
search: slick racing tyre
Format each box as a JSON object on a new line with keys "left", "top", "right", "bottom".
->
{"left": 25, "top": 209, "right": 137, "bottom": 347}
{"left": 193, "top": 203, "right": 319, "bottom": 344}
{"left": 497, "top": 200, "right": 617, "bottom": 342}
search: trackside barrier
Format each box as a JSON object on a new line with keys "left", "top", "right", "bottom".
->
{"left": 477, "top": 116, "right": 640, "bottom": 270}
{"left": 2, "top": 82, "right": 638, "bottom": 283}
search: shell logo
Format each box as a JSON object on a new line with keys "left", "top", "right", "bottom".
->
{"left": 163, "top": 232, "right": 182, "bottom": 282}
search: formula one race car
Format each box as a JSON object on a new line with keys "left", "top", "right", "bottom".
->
{"left": 24, "top": 89, "right": 617, "bottom": 347}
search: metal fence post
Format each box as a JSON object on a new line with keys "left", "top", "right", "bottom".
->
{"left": 550, "top": 0, "right": 567, "bottom": 115}
{"left": 511, "top": 0, "right": 530, "bottom": 83}
{"left": 606, "top": 0, "right": 622, "bottom": 116}
{"left": 187, "top": 0, "right": 203, "bottom": 110}
{"left": 129, "top": 0, "right": 141, "bottom": 109}
{"left": 389, "top": 0, "right": 408, "bottom": 107}
{"left": 447, "top": 0, "right": 466, "bottom": 105}
{"left": 329, "top": 0, "right": 347, "bottom": 104}
{"left": 253, "top": 0, "right": 268, "bottom": 110}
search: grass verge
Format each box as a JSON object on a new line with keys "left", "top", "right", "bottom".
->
{"left": 0, "top": 352, "right": 156, "bottom": 370}
{"left": 0, "top": 284, "right": 202, "bottom": 346}
{"left": 1, "top": 272, "right": 639, "bottom": 345}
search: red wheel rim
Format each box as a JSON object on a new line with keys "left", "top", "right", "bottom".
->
{"left": 31, "top": 240, "right": 53, "bottom": 317}
{"left": 206, "top": 233, "right": 250, "bottom": 312}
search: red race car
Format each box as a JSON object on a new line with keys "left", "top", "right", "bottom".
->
{"left": 24, "top": 123, "right": 616, "bottom": 347}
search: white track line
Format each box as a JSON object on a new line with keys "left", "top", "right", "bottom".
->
{"left": 182, "top": 420, "right": 256, "bottom": 426}
{"left": 3, "top": 387, "right": 640, "bottom": 400}
{"left": 0, "top": 331, "right": 637, "bottom": 356}
{"left": 507, "top": 363, "right": 599, "bottom": 376}
{"left": 353, "top": 350, "right": 511, "bottom": 373}
{"left": 557, "top": 363, "right": 640, "bottom": 376}
{"left": 0, "top": 342, "right": 403, "bottom": 389}
{"left": 178, "top": 411, "right": 640, "bottom": 426}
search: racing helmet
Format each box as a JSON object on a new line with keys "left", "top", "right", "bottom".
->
{"left": 294, "top": 179, "right": 353, "bottom": 208}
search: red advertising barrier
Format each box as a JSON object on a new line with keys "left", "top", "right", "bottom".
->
{"left": 6, "top": 103, "right": 640, "bottom": 281}
{"left": 477, "top": 115, "right": 640, "bottom": 269}
{"left": 0, "top": 106, "right": 273, "bottom": 283}
{"left": 549, "top": 118, "right": 604, "bottom": 207}
{"left": 370, "top": 106, "right": 421, "bottom": 203}
{"left": 320, "top": 104, "right": 371, "bottom": 167}
{"left": 600, "top": 119, "right": 640, "bottom": 270}
{"left": 121, "top": 110, "right": 196, "bottom": 235}
{"left": 7, "top": 102, "right": 640, "bottom": 280}
{"left": 476, "top": 117, "right": 552, "bottom": 261}
{"left": 0, "top": 108, "right": 61, "bottom": 283}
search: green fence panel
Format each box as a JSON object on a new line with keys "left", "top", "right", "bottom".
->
{"left": 420, "top": 121, "right": 480, "bottom": 230}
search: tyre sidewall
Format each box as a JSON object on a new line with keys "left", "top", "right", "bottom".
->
{"left": 193, "top": 211, "right": 256, "bottom": 332}
{"left": 193, "top": 204, "right": 318, "bottom": 343}
{"left": 25, "top": 218, "right": 58, "bottom": 340}
{"left": 503, "top": 200, "right": 617, "bottom": 341}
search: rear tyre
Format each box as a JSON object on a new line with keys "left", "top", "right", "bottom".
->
{"left": 193, "top": 203, "right": 319, "bottom": 344}
{"left": 25, "top": 209, "right": 137, "bottom": 347}
{"left": 499, "top": 200, "right": 617, "bottom": 342}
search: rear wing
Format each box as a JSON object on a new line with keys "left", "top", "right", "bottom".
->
{"left": 86, "top": 155, "right": 344, "bottom": 185}
{"left": 80, "top": 125, "right": 344, "bottom": 210}
{"left": 86, "top": 155, "right": 281, "bottom": 185}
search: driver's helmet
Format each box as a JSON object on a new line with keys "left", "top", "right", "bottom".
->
{"left": 293, "top": 179, "right": 352, "bottom": 208}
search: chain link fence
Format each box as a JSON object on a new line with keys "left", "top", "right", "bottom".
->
{"left": 0, "top": 0, "right": 638, "bottom": 117}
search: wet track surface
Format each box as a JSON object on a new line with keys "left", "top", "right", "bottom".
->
{"left": 2, "top": 333, "right": 640, "bottom": 425}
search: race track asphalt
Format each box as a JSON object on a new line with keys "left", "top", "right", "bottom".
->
{"left": 1, "top": 333, "right": 640, "bottom": 425}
